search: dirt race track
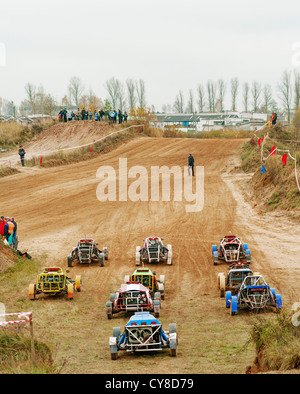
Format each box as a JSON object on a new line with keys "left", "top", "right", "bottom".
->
{"left": 1, "top": 135, "right": 300, "bottom": 374}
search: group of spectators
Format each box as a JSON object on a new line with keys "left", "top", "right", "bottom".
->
{"left": 0, "top": 216, "right": 18, "bottom": 248}
{"left": 58, "top": 108, "right": 128, "bottom": 125}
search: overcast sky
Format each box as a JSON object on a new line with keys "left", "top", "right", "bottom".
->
{"left": 0, "top": 0, "right": 300, "bottom": 111}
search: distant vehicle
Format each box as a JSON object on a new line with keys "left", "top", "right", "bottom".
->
{"left": 225, "top": 275, "right": 282, "bottom": 316}
{"left": 106, "top": 282, "right": 161, "bottom": 319}
{"left": 29, "top": 267, "right": 81, "bottom": 300}
{"left": 124, "top": 267, "right": 165, "bottom": 300}
{"left": 68, "top": 238, "right": 108, "bottom": 267}
{"left": 109, "top": 312, "right": 178, "bottom": 360}
{"left": 217, "top": 263, "right": 254, "bottom": 297}
{"left": 212, "top": 233, "right": 251, "bottom": 265}
{"left": 136, "top": 236, "right": 172, "bottom": 265}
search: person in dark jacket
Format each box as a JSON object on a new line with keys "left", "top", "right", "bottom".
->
{"left": 271, "top": 112, "right": 277, "bottom": 125}
{"left": 18, "top": 145, "right": 25, "bottom": 167}
{"left": 188, "top": 153, "right": 194, "bottom": 176}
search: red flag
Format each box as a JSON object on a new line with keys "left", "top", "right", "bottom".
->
{"left": 258, "top": 138, "right": 261, "bottom": 147}
{"left": 40, "top": 156, "right": 43, "bottom": 164}
{"left": 282, "top": 153, "right": 287, "bottom": 165}
{"left": 270, "top": 146, "right": 276, "bottom": 155}
{"left": 137, "top": 127, "right": 140, "bottom": 133}
{"left": 90, "top": 146, "right": 93, "bottom": 153}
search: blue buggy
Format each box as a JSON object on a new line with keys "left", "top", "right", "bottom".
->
{"left": 225, "top": 275, "right": 282, "bottom": 316}
{"left": 109, "top": 312, "right": 177, "bottom": 359}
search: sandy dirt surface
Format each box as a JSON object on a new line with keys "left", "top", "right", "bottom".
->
{"left": 0, "top": 136, "right": 299, "bottom": 374}
{"left": 0, "top": 121, "right": 116, "bottom": 166}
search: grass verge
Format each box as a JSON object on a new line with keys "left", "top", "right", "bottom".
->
{"left": 248, "top": 311, "right": 300, "bottom": 373}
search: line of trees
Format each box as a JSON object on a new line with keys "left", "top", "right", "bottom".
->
{"left": 170, "top": 69, "right": 300, "bottom": 123}
{"left": 2, "top": 69, "right": 300, "bottom": 124}
{"left": 12, "top": 76, "right": 148, "bottom": 117}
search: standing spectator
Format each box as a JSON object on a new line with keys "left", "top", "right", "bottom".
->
{"left": 118, "top": 110, "right": 123, "bottom": 124}
{"left": 4, "top": 217, "right": 15, "bottom": 244}
{"left": 18, "top": 145, "right": 26, "bottom": 167}
{"left": 271, "top": 112, "right": 277, "bottom": 125}
{"left": 123, "top": 111, "right": 128, "bottom": 122}
{"left": 0, "top": 216, "right": 6, "bottom": 239}
{"left": 67, "top": 109, "right": 72, "bottom": 121}
{"left": 188, "top": 153, "right": 194, "bottom": 176}
{"left": 11, "top": 217, "right": 17, "bottom": 248}
{"left": 99, "top": 108, "right": 105, "bottom": 121}
{"left": 114, "top": 109, "right": 117, "bottom": 123}
{"left": 94, "top": 111, "right": 98, "bottom": 121}
{"left": 81, "top": 107, "right": 86, "bottom": 120}
{"left": 62, "top": 108, "right": 67, "bottom": 122}
{"left": 89, "top": 109, "right": 93, "bottom": 120}
{"left": 85, "top": 110, "right": 88, "bottom": 120}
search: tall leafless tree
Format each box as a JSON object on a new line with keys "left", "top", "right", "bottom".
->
{"left": 230, "top": 77, "right": 239, "bottom": 111}
{"left": 136, "top": 79, "right": 146, "bottom": 108}
{"left": 68, "top": 76, "right": 84, "bottom": 106}
{"left": 262, "top": 84, "right": 273, "bottom": 114}
{"left": 197, "top": 84, "right": 205, "bottom": 112}
{"left": 186, "top": 89, "right": 195, "bottom": 113}
{"left": 105, "top": 77, "right": 122, "bottom": 109}
{"left": 251, "top": 81, "right": 262, "bottom": 112}
{"left": 218, "top": 79, "right": 226, "bottom": 112}
{"left": 126, "top": 79, "right": 137, "bottom": 110}
{"left": 278, "top": 70, "right": 293, "bottom": 124}
{"left": 24, "top": 82, "right": 37, "bottom": 114}
{"left": 207, "top": 80, "right": 216, "bottom": 112}
{"left": 173, "top": 90, "right": 184, "bottom": 113}
{"left": 242, "top": 82, "right": 250, "bottom": 112}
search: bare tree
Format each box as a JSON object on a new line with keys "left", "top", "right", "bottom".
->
{"left": 35, "top": 84, "right": 47, "bottom": 115}
{"left": 197, "top": 84, "right": 205, "bottom": 112}
{"left": 136, "top": 79, "right": 146, "bottom": 108}
{"left": 105, "top": 77, "right": 121, "bottom": 109}
{"left": 207, "top": 80, "right": 216, "bottom": 112}
{"left": 294, "top": 70, "right": 300, "bottom": 110}
{"left": 126, "top": 79, "right": 137, "bottom": 110}
{"left": 278, "top": 70, "right": 293, "bottom": 124}
{"left": 251, "top": 81, "right": 262, "bottom": 112}
{"left": 186, "top": 89, "right": 195, "bottom": 113}
{"left": 262, "top": 84, "right": 273, "bottom": 114}
{"left": 24, "top": 82, "right": 37, "bottom": 114}
{"left": 218, "top": 79, "right": 226, "bottom": 112}
{"left": 68, "top": 76, "right": 84, "bottom": 106}
{"left": 242, "top": 82, "right": 250, "bottom": 112}
{"left": 117, "top": 81, "right": 126, "bottom": 111}
{"left": 230, "top": 77, "right": 239, "bottom": 111}
{"left": 173, "top": 90, "right": 184, "bottom": 113}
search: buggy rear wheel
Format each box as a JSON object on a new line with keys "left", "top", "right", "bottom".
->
{"left": 67, "top": 284, "right": 74, "bottom": 300}
{"left": 75, "top": 275, "right": 81, "bottom": 292}
{"left": 67, "top": 254, "right": 73, "bottom": 267}
{"left": 29, "top": 284, "right": 36, "bottom": 300}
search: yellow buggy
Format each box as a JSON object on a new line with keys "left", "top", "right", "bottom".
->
{"left": 29, "top": 267, "right": 81, "bottom": 300}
